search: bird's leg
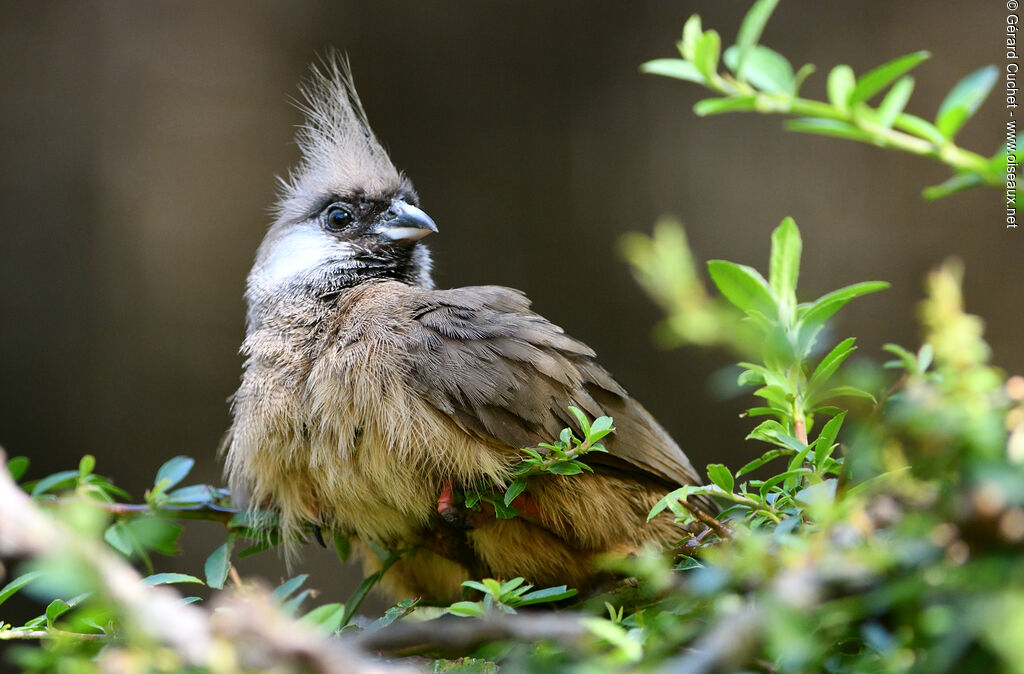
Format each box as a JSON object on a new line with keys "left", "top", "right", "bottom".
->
{"left": 437, "top": 479, "right": 473, "bottom": 530}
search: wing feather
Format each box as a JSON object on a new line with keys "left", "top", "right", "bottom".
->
{"left": 404, "top": 286, "right": 701, "bottom": 489}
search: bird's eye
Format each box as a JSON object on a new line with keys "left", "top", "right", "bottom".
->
{"left": 324, "top": 205, "right": 353, "bottom": 232}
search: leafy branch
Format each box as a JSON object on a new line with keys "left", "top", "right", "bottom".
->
{"left": 642, "top": 0, "right": 1005, "bottom": 200}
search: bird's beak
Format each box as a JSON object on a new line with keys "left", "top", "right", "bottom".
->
{"left": 376, "top": 200, "right": 438, "bottom": 243}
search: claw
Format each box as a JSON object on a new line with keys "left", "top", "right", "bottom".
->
{"left": 311, "top": 523, "right": 327, "bottom": 548}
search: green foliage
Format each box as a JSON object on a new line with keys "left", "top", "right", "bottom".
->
{"left": 641, "top": 1, "right": 1006, "bottom": 201}
{"left": 448, "top": 578, "right": 578, "bottom": 618}
{"left": 464, "top": 406, "right": 614, "bottom": 519}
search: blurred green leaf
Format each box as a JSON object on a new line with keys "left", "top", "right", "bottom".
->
{"left": 142, "top": 573, "right": 204, "bottom": 587}
{"left": 694, "top": 96, "right": 758, "bottom": 116}
{"left": 849, "top": 51, "right": 929, "bottom": 106}
{"left": 154, "top": 456, "right": 195, "bottom": 491}
{"left": 0, "top": 571, "right": 44, "bottom": 606}
{"left": 827, "top": 64, "right": 855, "bottom": 110}
{"left": 876, "top": 76, "right": 915, "bottom": 129}
{"left": 707, "top": 260, "right": 776, "bottom": 318}
{"left": 936, "top": 65, "right": 998, "bottom": 139}
{"left": 77, "top": 455, "right": 95, "bottom": 480}
{"left": 204, "top": 536, "right": 234, "bottom": 590}
{"left": 6, "top": 456, "right": 29, "bottom": 482}
{"left": 693, "top": 30, "right": 722, "bottom": 81}
{"left": 733, "top": 0, "right": 781, "bottom": 76}
{"left": 641, "top": 58, "right": 705, "bottom": 84}
{"left": 785, "top": 118, "right": 877, "bottom": 144}
{"left": 30, "top": 470, "right": 79, "bottom": 498}
{"left": 893, "top": 112, "right": 946, "bottom": 145}
{"left": 299, "top": 602, "right": 346, "bottom": 633}
{"left": 922, "top": 172, "right": 985, "bottom": 201}
{"left": 680, "top": 14, "right": 703, "bottom": 61}
{"left": 724, "top": 44, "right": 794, "bottom": 94}
{"left": 769, "top": 216, "right": 801, "bottom": 314}
{"left": 449, "top": 601, "right": 486, "bottom": 618}
{"left": 516, "top": 585, "right": 578, "bottom": 606}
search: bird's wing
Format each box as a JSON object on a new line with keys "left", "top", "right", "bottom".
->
{"left": 403, "top": 285, "right": 701, "bottom": 489}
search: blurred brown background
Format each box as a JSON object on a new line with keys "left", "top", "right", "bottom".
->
{"left": 0, "top": 1, "right": 1015, "bottom": 616}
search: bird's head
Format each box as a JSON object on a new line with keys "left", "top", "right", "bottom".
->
{"left": 248, "top": 54, "right": 436, "bottom": 310}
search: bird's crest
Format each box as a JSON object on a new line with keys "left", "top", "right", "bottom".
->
{"left": 275, "top": 52, "right": 402, "bottom": 222}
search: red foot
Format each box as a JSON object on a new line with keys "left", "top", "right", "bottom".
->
{"left": 437, "top": 480, "right": 458, "bottom": 518}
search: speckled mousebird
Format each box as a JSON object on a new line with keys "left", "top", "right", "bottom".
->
{"left": 224, "top": 55, "right": 710, "bottom": 602}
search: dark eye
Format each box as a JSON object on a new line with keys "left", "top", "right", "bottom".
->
{"left": 324, "top": 205, "right": 353, "bottom": 232}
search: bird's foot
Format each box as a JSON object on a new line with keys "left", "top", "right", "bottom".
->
{"left": 437, "top": 479, "right": 473, "bottom": 530}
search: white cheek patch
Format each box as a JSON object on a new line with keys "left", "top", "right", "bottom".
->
{"left": 259, "top": 224, "right": 355, "bottom": 286}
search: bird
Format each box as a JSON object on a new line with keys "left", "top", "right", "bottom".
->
{"left": 223, "top": 54, "right": 710, "bottom": 603}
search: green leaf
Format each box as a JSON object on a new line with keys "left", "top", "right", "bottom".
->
{"left": 568, "top": 406, "right": 591, "bottom": 435}
{"left": 648, "top": 487, "right": 688, "bottom": 522}
{"left": 737, "top": 449, "right": 793, "bottom": 476}
{"left": 30, "top": 470, "right": 79, "bottom": 498}
{"left": 104, "top": 522, "right": 134, "bottom": 556}
{"left": 849, "top": 51, "right": 929, "bottom": 105}
{"left": 125, "top": 517, "right": 182, "bottom": 556}
{"left": 785, "top": 118, "right": 877, "bottom": 144}
{"left": 272, "top": 575, "right": 309, "bottom": 603}
{"left": 796, "top": 479, "right": 838, "bottom": 508}
{"left": 760, "top": 468, "right": 812, "bottom": 498}
{"left": 204, "top": 537, "right": 234, "bottom": 590}
{"left": 693, "top": 30, "right": 721, "bottom": 81}
{"left": 299, "top": 603, "right": 346, "bottom": 633}
{"left": 769, "top": 217, "right": 801, "bottom": 314}
{"left": 694, "top": 96, "right": 758, "bottom": 116}
{"left": 753, "top": 385, "right": 791, "bottom": 409}
{"left": 164, "top": 484, "right": 223, "bottom": 505}
{"left": 706, "top": 464, "right": 734, "bottom": 494}
{"left": 793, "top": 63, "right": 816, "bottom": 95}
{"left": 142, "top": 573, "right": 204, "bottom": 587}
{"left": 504, "top": 477, "right": 527, "bottom": 507}
{"left": 590, "top": 416, "right": 614, "bottom": 436}
{"left": 797, "top": 281, "right": 889, "bottom": 353}
{"left": 733, "top": 0, "right": 781, "bottom": 76}
{"left": 810, "top": 386, "right": 877, "bottom": 407}
{"left": 680, "top": 14, "right": 703, "bottom": 61}
{"left": 876, "top": 76, "right": 915, "bottom": 129}
{"left": 747, "top": 420, "right": 805, "bottom": 452}
{"left": 448, "top": 601, "right": 486, "bottom": 618}
{"left": 516, "top": 586, "right": 578, "bottom": 606}
{"left": 724, "top": 44, "right": 794, "bottom": 94}
{"left": 78, "top": 455, "right": 95, "bottom": 479}
{"left": 893, "top": 113, "right": 945, "bottom": 145}
{"left": 548, "top": 462, "right": 583, "bottom": 476}
{"left": 281, "top": 589, "right": 311, "bottom": 616}
{"left": 155, "top": 456, "right": 194, "bottom": 491}
{"left": 0, "top": 571, "right": 44, "bottom": 606}
{"left": 491, "top": 498, "right": 519, "bottom": 519}
{"left": 707, "top": 260, "right": 776, "bottom": 318}
{"left": 333, "top": 533, "right": 351, "bottom": 563}
{"left": 827, "top": 65, "right": 855, "bottom": 110}
{"left": 640, "top": 59, "right": 705, "bottom": 84}
{"left": 810, "top": 337, "right": 857, "bottom": 388}
{"left": 936, "top": 65, "right": 998, "bottom": 139}
{"left": 922, "top": 172, "right": 985, "bottom": 201}
{"left": 6, "top": 456, "right": 29, "bottom": 482}
{"left": 45, "top": 599, "right": 71, "bottom": 627}
{"left": 814, "top": 412, "right": 846, "bottom": 471}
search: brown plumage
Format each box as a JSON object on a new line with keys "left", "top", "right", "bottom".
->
{"left": 224, "top": 55, "right": 709, "bottom": 602}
